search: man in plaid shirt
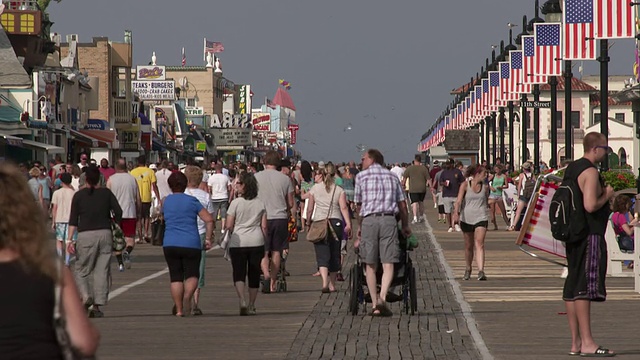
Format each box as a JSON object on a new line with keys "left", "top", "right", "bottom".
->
{"left": 354, "top": 149, "right": 411, "bottom": 316}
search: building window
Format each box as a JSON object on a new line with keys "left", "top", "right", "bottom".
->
{"left": 571, "top": 111, "right": 581, "bottom": 129}
{"left": 556, "top": 111, "right": 563, "bottom": 128}
{"left": 112, "top": 67, "right": 128, "bottom": 98}
{"left": 593, "top": 113, "right": 601, "bottom": 125}
{"left": 1, "top": 14, "right": 15, "bottom": 32}
{"left": 19, "top": 14, "right": 34, "bottom": 33}
{"left": 615, "top": 113, "right": 625, "bottom": 122}
{"left": 187, "top": 98, "right": 197, "bottom": 107}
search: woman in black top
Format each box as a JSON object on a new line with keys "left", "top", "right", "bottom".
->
{"left": 68, "top": 164, "right": 122, "bottom": 318}
{"left": 0, "top": 162, "right": 99, "bottom": 359}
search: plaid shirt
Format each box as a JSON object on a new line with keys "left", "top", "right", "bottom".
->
{"left": 354, "top": 163, "right": 406, "bottom": 217}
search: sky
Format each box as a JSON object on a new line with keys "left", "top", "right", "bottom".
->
{"left": 48, "top": 0, "right": 636, "bottom": 163}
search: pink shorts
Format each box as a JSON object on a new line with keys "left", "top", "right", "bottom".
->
{"left": 120, "top": 218, "right": 137, "bottom": 238}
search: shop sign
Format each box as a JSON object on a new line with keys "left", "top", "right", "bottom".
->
{"left": 288, "top": 124, "right": 299, "bottom": 145}
{"left": 216, "top": 145, "right": 244, "bottom": 150}
{"left": 86, "top": 119, "right": 109, "bottom": 130}
{"left": 195, "top": 141, "right": 207, "bottom": 152}
{"left": 251, "top": 112, "right": 270, "bottom": 131}
{"left": 267, "top": 132, "right": 277, "bottom": 143}
{"left": 186, "top": 107, "right": 204, "bottom": 116}
{"left": 136, "top": 65, "right": 166, "bottom": 81}
{"left": 132, "top": 81, "right": 175, "bottom": 101}
{"left": 120, "top": 130, "right": 139, "bottom": 150}
{"left": 238, "top": 85, "right": 247, "bottom": 114}
{"left": 210, "top": 128, "right": 252, "bottom": 146}
{"left": 210, "top": 112, "right": 251, "bottom": 128}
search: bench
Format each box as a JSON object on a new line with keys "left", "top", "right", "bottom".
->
{"left": 604, "top": 221, "right": 639, "bottom": 282}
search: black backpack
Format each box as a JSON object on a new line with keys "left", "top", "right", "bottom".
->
{"left": 549, "top": 176, "right": 589, "bottom": 243}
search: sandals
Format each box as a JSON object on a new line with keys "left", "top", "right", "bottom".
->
{"left": 580, "top": 346, "right": 615, "bottom": 357}
{"left": 372, "top": 303, "right": 393, "bottom": 317}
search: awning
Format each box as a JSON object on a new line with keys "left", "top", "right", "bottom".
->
{"left": 0, "top": 133, "right": 23, "bottom": 146}
{"left": 20, "top": 139, "right": 65, "bottom": 154}
{"left": 69, "top": 129, "right": 116, "bottom": 148}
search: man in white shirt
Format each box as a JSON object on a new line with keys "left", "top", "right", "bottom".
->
{"left": 390, "top": 162, "right": 404, "bottom": 183}
{"left": 207, "top": 163, "right": 231, "bottom": 232}
{"left": 155, "top": 160, "right": 173, "bottom": 201}
{"left": 77, "top": 153, "right": 89, "bottom": 169}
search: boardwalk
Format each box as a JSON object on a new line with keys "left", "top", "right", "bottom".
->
{"left": 85, "top": 198, "right": 640, "bottom": 359}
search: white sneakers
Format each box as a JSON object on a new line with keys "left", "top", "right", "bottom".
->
{"left": 412, "top": 217, "right": 418, "bottom": 224}
{"left": 447, "top": 227, "right": 453, "bottom": 232}
{"left": 454, "top": 224, "right": 461, "bottom": 232}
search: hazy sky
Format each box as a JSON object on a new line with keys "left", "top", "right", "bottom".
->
{"left": 48, "top": 0, "right": 635, "bottom": 163}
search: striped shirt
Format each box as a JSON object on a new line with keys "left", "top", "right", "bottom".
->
{"left": 354, "top": 164, "right": 406, "bottom": 217}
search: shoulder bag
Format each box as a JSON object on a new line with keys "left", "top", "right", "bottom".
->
{"left": 307, "top": 186, "right": 337, "bottom": 243}
{"left": 111, "top": 216, "right": 126, "bottom": 252}
{"left": 54, "top": 260, "right": 95, "bottom": 360}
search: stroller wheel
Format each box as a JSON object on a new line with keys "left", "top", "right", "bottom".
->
{"left": 349, "top": 264, "right": 360, "bottom": 315}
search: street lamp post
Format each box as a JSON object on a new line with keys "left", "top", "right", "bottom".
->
{"left": 491, "top": 111, "right": 497, "bottom": 163}
{"left": 485, "top": 115, "right": 491, "bottom": 164}
{"left": 528, "top": 0, "right": 545, "bottom": 174}
{"left": 480, "top": 119, "right": 485, "bottom": 163}
{"left": 542, "top": 0, "right": 562, "bottom": 169}
{"left": 599, "top": 39, "right": 609, "bottom": 171}
{"left": 499, "top": 107, "right": 506, "bottom": 163}
{"left": 505, "top": 25, "right": 518, "bottom": 169}
{"left": 516, "top": 15, "right": 529, "bottom": 166}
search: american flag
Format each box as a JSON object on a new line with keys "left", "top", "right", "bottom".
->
{"left": 509, "top": 51, "right": 532, "bottom": 94}
{"left": 482, "top": 79, "right": 490, "bottom": 116}
{"left": 469, "top": 91, "right": 476, "bottom": 123}
{"left": 500, "top": 62, "right": 519, "bottom": 101}
{"left": 457, "top": 103, "right": 463, "bottom": 129}
{"left": 595, "top": 0, "right": 636, "bottom": 39}
{"left": 451, "top": 108, "right": 457, "bottom": 129}
{"left": 522, "top": 35, "right": 549, "bottom": 84}
{"left": 534, "top": 23, "right": 562, "bottom": 76}
{"left": 181, "top": 47, "right": 186, "bottom": 67}
{"left": 475, "top": 85, "right": 483, "bottom": 117}
{"left": 564, "top": 0, "right": 596, "bottom": 60}
{"left": 205, "top": 40, "right": 225, "bottom": 53}
{"left": 489, "top": 71, "right": 502, "bottom": 111}
{"left": 465, "top": 96, "right": 471, "bottom": 126}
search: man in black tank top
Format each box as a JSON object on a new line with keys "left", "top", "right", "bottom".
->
{"left": 562, "top": 132, "right": 615, "bottom": 357}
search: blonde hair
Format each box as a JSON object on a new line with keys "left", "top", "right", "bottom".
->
{"left": 0, "top": 162, "right": 57, "bottom": 282}
{"left": 28, "top": 167, "right": 41, "bottom": 178}
{"left": 322, "top": 162, "right": 336, "bottom": 193}
{"left": 184, "top": 165, "right": 204, "bottom": 187}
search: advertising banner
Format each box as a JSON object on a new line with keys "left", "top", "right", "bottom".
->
{"left": 132, "top": 81, "right": 175, "bottom": 101}
{"left": 120, "top": 130, "right": 140, "bottom": 151}
{"left": 251, "top": 113, "right": 270, "bottom": 131}
{"left": 288, "top": 124, "right": 299, "bottom": 145}
{"left": 210, "top": 128, "right": 252, "bottom": 147}
{"left": 136, "top": 66, "right": 166, "bottom": 81}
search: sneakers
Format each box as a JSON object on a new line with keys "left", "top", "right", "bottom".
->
{"left": 247, "top": 304, "right": 256, "bottom": 315}
{"left": 560, "top": 267, "right": 569, "bottom": 279}
{"left": 412, "top": 217, "right": 418, "bottom": 224}
{"left": 118, "top": 264, "right": 125, "bottom": 272}
{"left": 123, "top": 251, "right": 131, "bottom": 269}
{"left": 477, "top": 271, "right": 487, "bottom": 281}
{"left": 454, "top": 224, "right": 462, "bottom": 232}
{"left": 433, "top": 203, "right": 437, "bottom": 209}
{"left": 192, "top": 307, "right": 203, "bottom": 316}
{"left": 463, "top": 269, "right": 471, "bottom": 281}
{"left": 447, "top": 227, "right": 453, "bottom": 232}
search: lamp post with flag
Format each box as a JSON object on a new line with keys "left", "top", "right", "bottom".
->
{"left": 527, "top": 1, "right": 546, "bottom": 173}
{"left": 516, "top": 15, "right": 529, "bottom": 165}
{"left": 505, "top": 24, "right": 518, "bottom": 169}
{"left": 497, "top": 41, "right": 507, "bottom": 163}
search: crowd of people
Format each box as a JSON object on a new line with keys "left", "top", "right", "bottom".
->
{"left": 1, "top": 135, "right": 629, "bottom": 357}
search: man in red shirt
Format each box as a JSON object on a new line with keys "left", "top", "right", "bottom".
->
{"left": 99, "top": 158, "right": 116, "bottom": 182}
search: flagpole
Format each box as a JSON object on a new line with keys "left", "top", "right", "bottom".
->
{"left": 203, "top": 38, "right": 206, "bottom": 62}
{"left": 549, "top": 75, "right": 558, "bottom": 169}
{"left": 533, "top": 84, "right": 541, "bottom": 174}
{"left": 564, "top": 60, "right": 573, "bottom": 161}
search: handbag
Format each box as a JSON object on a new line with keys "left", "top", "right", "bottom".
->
{"left": 111, "top": 218, "right": 126, "bottom": 252}
{"left": 307, "top": 186, "right": 337, "bottom": 243}
{"left": 53, "top": 261, "right": 95, "bottom": 360}
{"left": 219, "top": 229, "right": 230, "bottom": 261}
{"left": 151, "top": 218, "right": 165, "bottom": 246}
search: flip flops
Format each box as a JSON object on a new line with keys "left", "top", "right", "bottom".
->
{"left": 580, "top": 346, "right": 615, "bottom": 357}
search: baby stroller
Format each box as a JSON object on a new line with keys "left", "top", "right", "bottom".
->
{"left": 348, "top": 225, "right": 418, "bottom": 315}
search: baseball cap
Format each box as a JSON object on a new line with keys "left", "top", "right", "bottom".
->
{"left": 433, "top": 160, "right": 439, "bottom": 165}
{"left": 60, "top": 173, "right": 72, "bottom": 184}
{"left": 296, "top": 160, "right": 302, "bottom": 167}
{"left": 149, "top": 163, "right": 157, "bottom": 170}
{"left": 318, "top": 161, "right": 325, "bottom": 169}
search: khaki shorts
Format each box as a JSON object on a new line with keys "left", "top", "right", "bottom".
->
{"left": 442, "top": 197, "right": 456, "bottom": 214}
{"left": 359, "top": 215, "right": 400, "bottom": 264}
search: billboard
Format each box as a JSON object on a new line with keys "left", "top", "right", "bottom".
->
{"left": 132, "top": 81, "right": 175, "bottom": 100}
{"left": 210, "top": 128, "right": 252, "bottom": 147}
{"left": 136, "top": 65, "right": 166, "bottom": 81}
{"left": 251, "top": 112, "right": 270, "bottom": 131}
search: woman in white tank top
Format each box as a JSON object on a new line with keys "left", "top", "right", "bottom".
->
{"left": 452, "top": 164, "right": 489, "bottom": 281}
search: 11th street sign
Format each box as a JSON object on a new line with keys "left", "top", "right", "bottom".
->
{"left": 520, "top": 101, "right": 551, "bottom": 108}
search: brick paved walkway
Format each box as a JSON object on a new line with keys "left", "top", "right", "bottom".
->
{"left": 286, "top": 222, "right": 485, "bottom": 360}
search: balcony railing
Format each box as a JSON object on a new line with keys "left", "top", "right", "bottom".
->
{"left": 112, "top": 98, "right": 131, "bottom": 128}
{"left": 2, "top": 1, "right": 39, "bottom": 10}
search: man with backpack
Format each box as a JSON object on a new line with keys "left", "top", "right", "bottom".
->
{"left": 553, "top": 133, "right": 615, "bottom": 357}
